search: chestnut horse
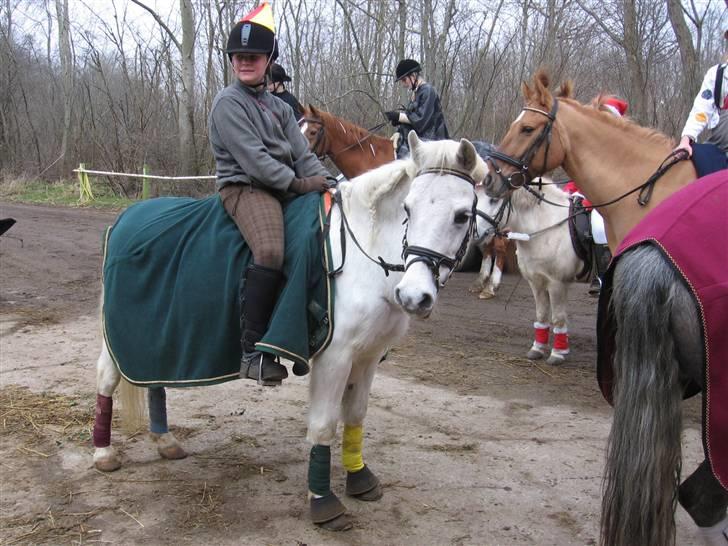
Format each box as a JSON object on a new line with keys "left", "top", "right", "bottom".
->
{"left": 484, "top": 70, "right": 726, "bottom": 546}
{"left": 300, "top": 106, "right": 510, "bottom": 298}
{"left": 299, "top": 105, "right": 395, "bottom": 179}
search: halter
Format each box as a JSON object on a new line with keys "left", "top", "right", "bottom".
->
{"left": 401, "top": 168, "right": 479, "bottom": 290}
{"left": 323, "top": 167, "right": 479, "bottom": 291}
{"left": 487, "top": 100, "right": 559, "bottom": 189}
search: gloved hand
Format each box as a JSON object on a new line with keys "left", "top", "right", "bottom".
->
{"left": 289, "top": 175, "right": 329, "bottom": 194}
{"left": 385, "top": 111, "right": 401, "bottom": 126}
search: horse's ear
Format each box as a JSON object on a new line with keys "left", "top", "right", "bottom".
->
{"left": 456, "top": 139, "right": 478, "bottom": 174}
{"left": 309, "top": 104, "right": 319, "bottom": 116}
{"left": 408, "top": 131, "right": 422, "bottom": 160}
{"left": 556, "top": 80, "right": 574, "bottom": 98}
{"left": 522, "top": 80, "right": 534, "bottom": 102}
{"left": 533, "top": 69, "right": 553, "bottom": 107}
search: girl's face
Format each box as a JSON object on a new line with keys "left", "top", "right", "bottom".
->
{"left": 232, "top": 53, "right": 269, "bottom": 86}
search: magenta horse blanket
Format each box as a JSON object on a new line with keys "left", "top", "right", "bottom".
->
{"left": 596, "top": 169, "right": 728, "bottom": 489}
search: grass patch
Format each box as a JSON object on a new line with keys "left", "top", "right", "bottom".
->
{"left": 0, "top": 179, "right": 134, "bottom": 210}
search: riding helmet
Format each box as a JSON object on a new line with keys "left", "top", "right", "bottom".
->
{"left": 395, "top": 59, "right": 422, "bottom": 81}
{"left": 225, "top": 3, "right": 278, "bottom": 62}
{"left": 270, "top": 63, "right": 292, "bottom": 83}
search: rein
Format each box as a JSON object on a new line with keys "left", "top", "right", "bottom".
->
{"left": 322, "top": 167, "right": 479, "bottom": 290}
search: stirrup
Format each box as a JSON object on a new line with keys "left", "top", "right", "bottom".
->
{"left": 242, "top": 351, "right": 288, "bottom": 386}
{"left": 588, "top": 276, "right": 602, "bottom": 296}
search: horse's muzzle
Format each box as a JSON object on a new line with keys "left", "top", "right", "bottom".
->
{"left": 394, "top": 284, "right": 434, "bottom": 318}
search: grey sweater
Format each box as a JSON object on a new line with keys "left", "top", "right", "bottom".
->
{"left": 208, "top": 80, "right": 328, "bottom": 192}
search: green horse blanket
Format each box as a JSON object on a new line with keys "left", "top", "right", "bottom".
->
{"left": 102, "top": 192, "right": 333, "bottom": 387}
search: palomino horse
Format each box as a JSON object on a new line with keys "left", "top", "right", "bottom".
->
{"left": 299, "top": 105, "right": 395, "bottom": 179}
{"left": 92, "top": 132, "right": 487, "bottom": 531}
{"left": 483, "top": 70, "right": 727, "bottom": 546}
{"left": 300, "top": 107, "right": 510, "bottom": 299}
{"left": 475, "top": 181, "right": 587, "bottom": 365}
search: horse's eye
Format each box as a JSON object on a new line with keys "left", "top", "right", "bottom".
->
{"left": 521, "top": 126, "right": 535, "bottom": 134}
{"left": 454, "top": 212, "right": 470, "bottom": 225}
{"left": 489, "top": 198, "right": 499, "bottom": 205}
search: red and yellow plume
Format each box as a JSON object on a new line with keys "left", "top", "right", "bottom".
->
{"left": 241, "top": 2, "right": 275, "bottom": 34}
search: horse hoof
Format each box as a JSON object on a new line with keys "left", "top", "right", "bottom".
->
{"left": 346, "top": 465, "right": 382, "bottom": 501}
{"left": 158, "top": 444, "right": 187, "bottom": 460}
{"left": 546, "top": 353, "right": 566, "bottom": 366}
{"left": 94, "top": 457, "right": 122, "bottom": 472}
{"left": 478, "top": 290, "right": 495, "bottom": 300}
{"left": 315, "top": 513, "right": 353, "bottom": 532}
{"left": 526, "top": 349, "right": 544, "bottom": 360}
{"left": 310, "top": 493, "right": 350, "bottom": 531}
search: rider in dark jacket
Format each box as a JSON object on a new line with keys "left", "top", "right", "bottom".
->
{"left": 385, "top": 59, "right": 449, "bottom": 158}
{"left": 268, "top": 63, "right": 304, "bottom": 121}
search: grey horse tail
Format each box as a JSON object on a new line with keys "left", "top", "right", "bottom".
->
{"left": 600, "top": 245, "right": 684, "bottom": 546}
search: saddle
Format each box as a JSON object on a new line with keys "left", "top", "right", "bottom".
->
{"left": 691, "top": 142, "right": 728, "bottom": 178}
{"left": 567, "top": 196, "right": 593, "bottom": 281}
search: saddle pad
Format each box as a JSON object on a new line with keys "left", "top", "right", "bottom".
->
{"left": 102, "top": 192, "right": 334, "bottom": 387}
{"left": 596, "top": 170, "right": 728, "bottom": 488}
{"left": 692, "top": 142, "right": 728, "bottom": 178}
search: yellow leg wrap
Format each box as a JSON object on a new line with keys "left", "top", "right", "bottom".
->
{"left": 342, "top": 424, "right": 364, "bottom": 473}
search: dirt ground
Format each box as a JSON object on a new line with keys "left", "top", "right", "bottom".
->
{"left": 0, "top": 201, "right": 705, "bottom": 545}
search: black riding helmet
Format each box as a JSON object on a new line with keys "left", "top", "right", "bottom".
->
{"left": 395, "top": 59, "right": 421, "bottom": 81}
{"left": 270, "top": 63, "right": 292, "bottom": 83}
{"left": 225, "top": 20, "right": 278, "bottom": 62}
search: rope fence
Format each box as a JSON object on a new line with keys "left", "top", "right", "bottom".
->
{"left": 73, "top": 164, "right": 215, "bottom": 203}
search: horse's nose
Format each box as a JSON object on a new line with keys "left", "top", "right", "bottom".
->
{"left": 395, "top": 285, "right": 434, "bottom": 317}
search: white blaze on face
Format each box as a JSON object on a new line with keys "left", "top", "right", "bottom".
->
{"left": 299, "top": 121, "right": 308, "bottom": 135}
{"left": 512, "top": 111, "right": 525, "bottom": 126}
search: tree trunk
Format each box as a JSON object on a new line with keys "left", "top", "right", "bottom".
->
{"left": 666, "top": 0, "right": 699, "bottom": 121}
{"left": 54, "top": 0, "right": 73, "bottom": 175}
{"left": 178, "top": 0, "right": 196, "bottom": 174}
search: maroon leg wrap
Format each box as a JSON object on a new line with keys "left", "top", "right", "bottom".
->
{"left": 93, "top": 394, "right": 113, "bottom": 448}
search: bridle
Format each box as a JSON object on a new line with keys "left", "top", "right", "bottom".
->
{"left": 486, "top": 98, "right": 689, "bottom": 209}
{"left": 322, "top": 167, "right": 479, "bottom": 291}
{"left": 402, "top": 168, "right": 479, "bottom": 289}
{"left": 300, "top": 116, "right": 387, "bottom": 161}
{"left": 486, "top": 99, "right": 559, "bottom": 190}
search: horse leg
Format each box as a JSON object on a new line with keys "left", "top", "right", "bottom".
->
{"left": 481, "top": 245, "right": 506, "bottom": 299}
{"left": 341, "top": 356, "right": 382, "bottom": 502}
{"left": 679, "top": 459, "right": 728, "bottom": 545}
{"left": 546, "top": 281, "right": 569, "bottom": 366}
{"left": 307, "top": 344, "right": 353, "bottom": 531}
{"left": 471, "top": 247, "right": 491, "bottom": 294}
{"left": 147, "top": 387, "right": 187, "bottom": 460}
{"left": 93, "top": 342, "right": 122, "bottom": 471}
{"left": 526, "top": 278, "right": 550, "bottom": 360}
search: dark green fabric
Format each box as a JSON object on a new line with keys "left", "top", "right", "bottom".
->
{"left": 308, "top": 444, "right": 332, "bottom": 495}
{"left": 102, "top": 193, "right": 332, "bottom": 387}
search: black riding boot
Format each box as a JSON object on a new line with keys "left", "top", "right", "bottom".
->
{"left": 588, "top": 244, "right": 612, "bottom": 296}
{"left": 240, "top": 264, "right": 288, "bottom": 386}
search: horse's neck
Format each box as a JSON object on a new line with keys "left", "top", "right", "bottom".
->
{"left": 506, "top": 184, "right": 568, "bottom": 232}
{"left": 324, "top": 119, "right": 394, "bottom": 179}
{"left": 559, "top": 105, "right": 696, "bottom": 250}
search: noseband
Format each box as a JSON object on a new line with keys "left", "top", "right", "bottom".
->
{"left": 487, "top": 99, "right": 559, "bottom": 189}
{"left": 402, "top": 168, "right": 479, "bottom": 290}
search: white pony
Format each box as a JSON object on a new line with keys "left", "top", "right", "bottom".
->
{"left": 474, "top": 181, "right": 587, "bottom": 365}
{"left": 92, "top": 132, "right": 487, "bottom": 531}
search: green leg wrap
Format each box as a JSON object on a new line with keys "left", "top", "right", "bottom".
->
{"left": 308, "top": 444, "right": 331, "bottom": 497}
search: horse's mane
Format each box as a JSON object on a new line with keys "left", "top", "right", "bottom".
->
{"left": 342, "top": 159, "right": 416, "bottom": 215}
{"left": 585, "top": 95, "right": 674, "bottom": 147}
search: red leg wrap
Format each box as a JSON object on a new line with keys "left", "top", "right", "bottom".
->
{"left": 534, "top": 326, "right": 550, "bottom": 345}
{"left": 553, "top": 331, "right": 569, "bottom": 351}
{"left": 93, "top": 394, "right": 113, "bottom": 448}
